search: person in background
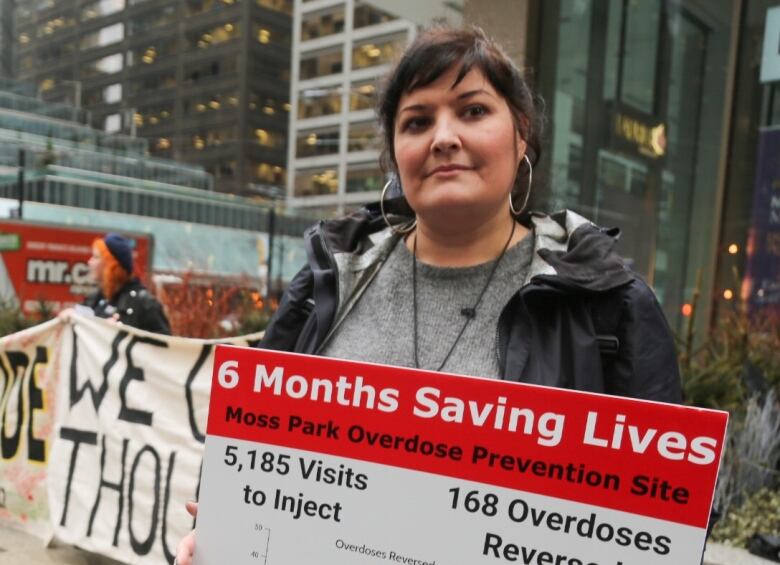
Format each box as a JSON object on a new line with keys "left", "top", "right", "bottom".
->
{"left": 175, "top": 26, "right": 681, "bottom": 564}
{"left": 83, "top": 232, "right": 171, "bottom": 335}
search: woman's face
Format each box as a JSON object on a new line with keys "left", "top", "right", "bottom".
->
{"left": 88, "top": 247, "right": 104, "bottom": 283}
{"left": 393, "top": 66, "right": 526, "bottom": 226}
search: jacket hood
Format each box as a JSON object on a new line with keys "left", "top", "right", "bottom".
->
{"left": 307, "top": 200, "right": 634, "bottom": 299}
{"left": 526, "top": 210, "right": 634, "bottom": 292}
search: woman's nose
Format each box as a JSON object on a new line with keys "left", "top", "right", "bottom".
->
{"left": 430, "top": 118, "right": 461, "bottom": 154}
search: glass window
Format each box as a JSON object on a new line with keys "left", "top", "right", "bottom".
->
{"left": 353, "top": 1, "right": 398, "bottom": 29}
{"left": 128, "top": 5, "right": 177, "bottom": 34}
{"left": 184, "top": 58, "right": 238, "bottom": 83}
{"left": 248, "top": 93, "right": 286, "bottom": 115}
{"left": 186, "top": 22, "right": 240, "bottom": 50}
{"left": 36, "top": 42, "right": 77, "bottom": 65}
{"left": 36, "top": 16, "right": 76, "bottom": 38}
{"left": 346, "top": 164, "right": 383, "bottom": 193}
{"left": 82, "top": 0, "right": 126, "bottom": 21}
{"left": 19, "top": 56, "right": 33, "bottom": 72}
{"left": 298, "top": 85, "right": 342, "bottom": 119}
{"left": 301, "top": 6, "right": 345, "bottom": 40}
{"left": 182, "top": 91, "right": 239, "bottom": 116}
{"left": 250, "top": 56, "right": 290, "bottom": 82}
{"left": 103, "top": 83, "right": 122, "bottom": 104}
{"left": 294, "top": 167, "right": 338, "bottom": 197}
{"left": 186, "top": 0, "right": 241, "bottom": 16}
{"left": 187, "top": 127, "right": 237, "bottom": 150}
{"left": 82, "top": 53, "right": 124, "bottom": 77}
{"left": 620, "top": 2, "right": 661, "bottom": 113}
{"left": 352, "top": 33, "right": 406, "bottom": 70}
{"left": 81, "top": 23, "right": 125, "bottom": 50}
{"left": 296, "top": 127, "right": 339, "bottom": 158}
{"left": 104, "top": 113, "right": 121, "bottom": 133}
{"left": 252, "top": 128, "right": 285, "bottom": 148}
{"left": 348, "top": 121, "right": 379, "bottom": 152}
{"left": 349, "top": 80, "right": 376, "bottom": 111}
{"left": 250, "top": 161, "right": 286, "bottom": 184}
{"left": 127, "top": 40, "right": 177, "bottom": 66}
{"left": 253, "top": 24, "right": 290, "bottom": 46}
{"left": 256, "top": 0, "right": 291, "bottom": 14}
{"left": 299, "top": 47, "right": 343, "bottom": 80}
{"left": 128, "top": 71, "right": 176, "bottom": 94}
{"left": 135, "top": 102, "right": 174, "bottom": 129}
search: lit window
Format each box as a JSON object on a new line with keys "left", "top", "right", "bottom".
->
{"left": 296, "top": 127, "right": 339, "bottom": 158}
{"left": 294, "top": 168, "right": 339, "bottom": 197}
{"left": 349, "top": 81, "right": 376, "bottom": 111}
{"left": 103, "top": 83, "right": 123, "bottom": 103}
{"left": 104, "top": 113, "right": 122, "bottom": 133}
{"left": 352, "top": 34, "right": 406, "bottom": 70}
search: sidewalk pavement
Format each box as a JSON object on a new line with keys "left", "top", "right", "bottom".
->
{"left": 0, "top": 523, "right": 776, "bottom": 565}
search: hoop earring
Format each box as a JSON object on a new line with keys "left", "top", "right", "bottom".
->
{"left": 380, "top": 178, "right": 416, "bottom": 234}
{"left": 509, "top": 154, "right": 533, "bottom": 216}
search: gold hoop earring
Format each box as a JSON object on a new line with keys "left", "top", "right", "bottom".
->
{"left": 380, "top": 178, "right": 416, "bottom": 234}
{"left": 510, "top": 154, "right": 533, "bottom": 216}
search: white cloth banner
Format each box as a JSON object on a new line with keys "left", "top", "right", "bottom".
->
{"left": 0, "top": 318, "right": 62, "bottom": 540}
{"left": 0, "top": 314, "right": 263, "bottom": 564}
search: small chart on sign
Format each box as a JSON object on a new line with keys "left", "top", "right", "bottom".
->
{"left": 193, "top": 346, "right": 729, "bottom": 565}
{"left": 250, "top": 523, "right": 270, "bottom": 564}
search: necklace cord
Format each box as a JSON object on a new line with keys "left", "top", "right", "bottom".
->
{"left": 412, "top": 220, "right": 517, "bottom": 371}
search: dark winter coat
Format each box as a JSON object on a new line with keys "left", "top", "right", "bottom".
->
{"left": 83, "top": 278, "right": 171, "bottom": 335}
{"left": 260, "top": 198, "right": 682, "bottom": 404}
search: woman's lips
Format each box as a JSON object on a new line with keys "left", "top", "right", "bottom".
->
{"left": 428, "top": 165, "right": 472, "bottom": 177}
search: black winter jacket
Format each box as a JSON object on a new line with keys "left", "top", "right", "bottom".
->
{"left": 260, "top": 199, "right": 682, "bottom": 404}
{"left": 83, "top": 278, "right": 171, "bottom": 335}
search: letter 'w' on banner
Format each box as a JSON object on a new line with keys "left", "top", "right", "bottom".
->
{"left": 194, "top": 346, "right": 728, "bottom": 565}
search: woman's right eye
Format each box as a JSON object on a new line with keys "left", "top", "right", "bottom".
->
{"left": 401, "top": 117, "right": 430, "bottom": 132}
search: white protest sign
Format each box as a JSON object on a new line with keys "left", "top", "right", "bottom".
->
{"left": 194, "top": 346, "right": 728, "bottom": 565}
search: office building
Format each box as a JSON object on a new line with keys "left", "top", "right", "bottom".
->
{"left": 13, "top": 0, "right": 293, "bottom": 197}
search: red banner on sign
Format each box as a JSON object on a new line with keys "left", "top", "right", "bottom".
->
{"left": 207, "top": 346, "right": 727, "bottom": 530}
{"left": 0, "top": 220, "right": 151, "bottom": 315}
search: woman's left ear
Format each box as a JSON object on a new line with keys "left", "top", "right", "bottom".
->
{"left": 516, "top": 135, "right": 527, "bottom": 164}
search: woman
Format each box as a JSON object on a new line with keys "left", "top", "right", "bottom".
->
{"left": 83, "top": 232, "right": 171, "bottom": 335}
{"left": 175, "top": 26, "right": 680, "bottom": 564}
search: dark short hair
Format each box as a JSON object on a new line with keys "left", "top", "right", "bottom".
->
{"left": 377, "top": 26, "right": 544, "bottom": 199}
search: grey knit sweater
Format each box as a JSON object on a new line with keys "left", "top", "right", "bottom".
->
{"left": 320, "top": 234, "right": 534, "bottom": 378}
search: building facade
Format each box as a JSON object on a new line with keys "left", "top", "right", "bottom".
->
{"left": 0, "top": 78, "right": 309, "bottom": 281}
{"left": 0, "top": 0, "right": 14, "bottom": 78}
{"left": 526, "top": 0, "right": 780, "bottom": 333}
{"left": 287, "top": 0, "right": 463, "bottom": 214}
{"left": 13, "top": 0, "right": 293, "bottom": 197}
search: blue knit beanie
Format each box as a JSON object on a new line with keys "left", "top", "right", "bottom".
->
{"left": 103, "top": 233, "right": 134, "bottom": 274}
